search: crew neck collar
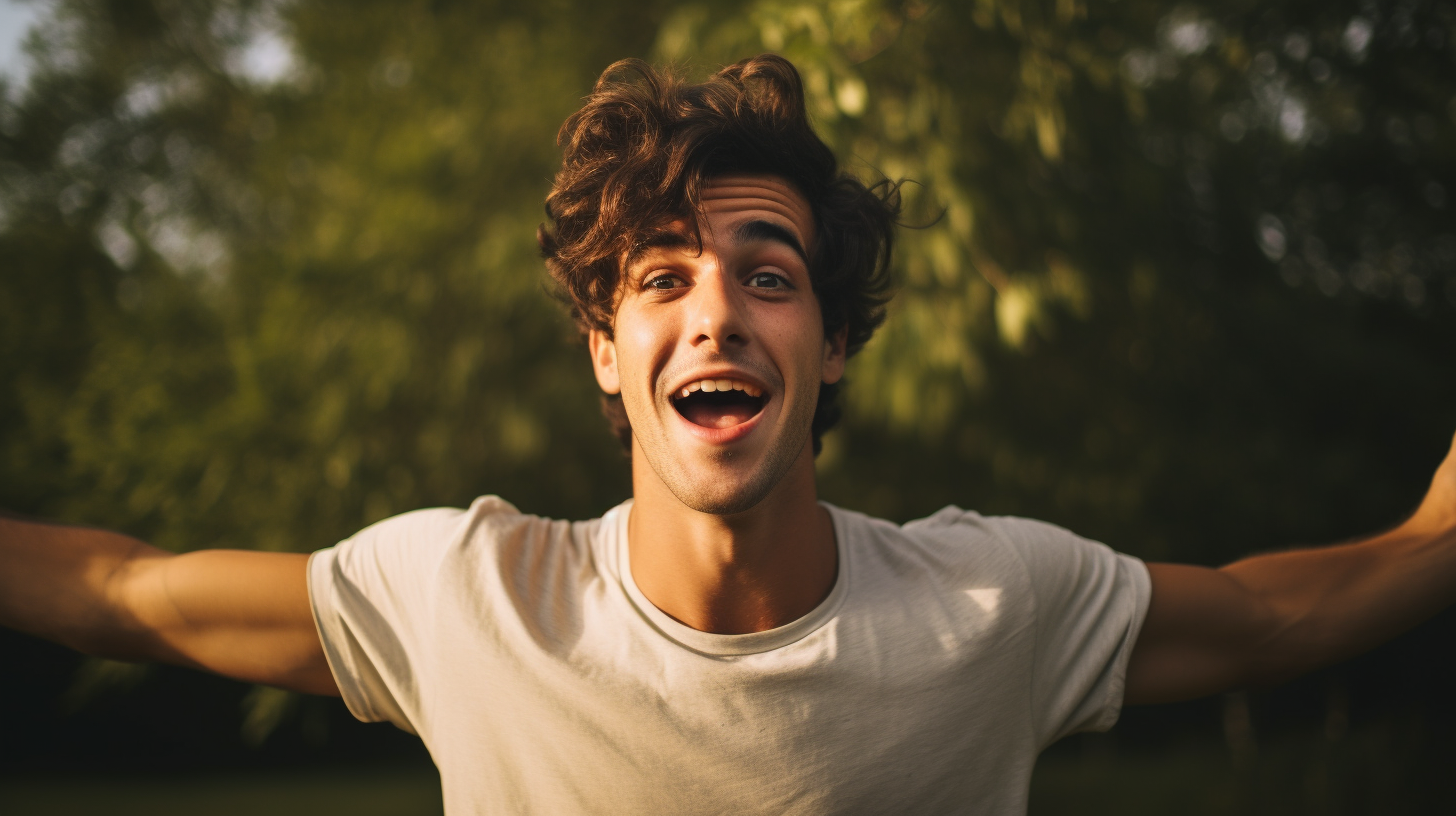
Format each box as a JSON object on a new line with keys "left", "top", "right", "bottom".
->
{"left": 606, "top": 499, "right": 849, "bottom": 656}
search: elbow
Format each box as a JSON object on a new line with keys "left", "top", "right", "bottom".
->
{"left": 60, "top": 549, "right": 172, "bottom": 662}
{"left": 1216, "top": 575, "right": 1316, "bottom": 689}
{"left": 1239, "top": 605, "right": 1341, "bottom": 689}
{"left": 53, "top": 613, "right": 159, "bottom": 662}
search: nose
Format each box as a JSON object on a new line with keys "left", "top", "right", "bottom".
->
{"left": 687, "top": 263, "right": 748, "bottom": 352}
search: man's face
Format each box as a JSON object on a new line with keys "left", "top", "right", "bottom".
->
{"left": 589, "top": 175, "right": 846, "bottom": 515}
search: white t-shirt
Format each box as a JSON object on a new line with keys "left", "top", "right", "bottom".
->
{"left": 308, "top": 497, "right": 1150, "bottom": 815}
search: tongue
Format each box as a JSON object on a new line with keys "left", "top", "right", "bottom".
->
{"left": 681, "top": 401, "right": 759, "bottom": 429}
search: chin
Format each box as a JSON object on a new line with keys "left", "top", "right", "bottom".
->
{"left": 650, "top": 432, "right": 810, "bottom": 517}
{"left": 668, "top": 474, "right": 778, "bottom": 516}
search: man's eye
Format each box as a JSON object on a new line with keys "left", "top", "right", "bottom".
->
{"left": 748, "top": 272, "right": 789, "bottom": 289}
{"left": 645, "top": 275, "right": 683, "bottom": 290}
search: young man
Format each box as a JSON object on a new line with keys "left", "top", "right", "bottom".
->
{"left": 3, "top": 55, "right": 1455, "bottom": 814}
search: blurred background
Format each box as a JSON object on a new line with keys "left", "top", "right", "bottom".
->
{"left": 2, "top": 0, "right": 1454, "bottom": 813}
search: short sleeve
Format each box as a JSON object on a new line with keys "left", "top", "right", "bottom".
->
{"left": 308, "top": 506, "right": 468, "bottom": 734}
{"left": 985, "top": 516, "right": 1151, "bottom": 748}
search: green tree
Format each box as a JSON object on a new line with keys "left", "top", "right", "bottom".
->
{"left": 3, "top": 0, "right": 1454, "bottom": 808}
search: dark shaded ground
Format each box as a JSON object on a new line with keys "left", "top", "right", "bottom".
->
{"left": 5, "top": 606, "right": 1456, "bottom": 814}
{"left": 0, "top": 772, "right": 442, "bottom": 816}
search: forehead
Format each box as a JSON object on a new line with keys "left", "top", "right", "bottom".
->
{"left": 699, "top": 175, "right": 815, "bottom": 251}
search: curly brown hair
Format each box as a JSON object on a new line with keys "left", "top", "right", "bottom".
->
{"left": 538, "top": 54, "right": 901, "bottom": 454}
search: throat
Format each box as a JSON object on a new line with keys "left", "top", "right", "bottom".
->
{"left": 625, "top": 501, "right": 839, "bottom": 635}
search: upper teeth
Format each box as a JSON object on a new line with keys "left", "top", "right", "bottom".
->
{"left": 679, "top": 379, "right": 763, "bottom": 398}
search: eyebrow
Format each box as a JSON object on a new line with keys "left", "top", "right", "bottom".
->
{"left": 626, "top": 218, "right": 810, "bottom": 272}
{"left": 732, "top": 219, "right": 809, "bottom": 265}
{"left": 626, "top": 228, "right": 697, "bottom": 271}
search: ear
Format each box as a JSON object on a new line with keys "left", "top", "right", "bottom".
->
{"left": 822, "top": 326, "right": 848, "bottom": 385}
{"left": 588, "top": 329, "right": 621, "bottom": 394}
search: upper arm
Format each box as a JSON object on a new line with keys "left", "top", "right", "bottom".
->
{"left": 116, "top": 549, "right": 338, "bottom": 696}
{"left": 1123, "top": 562, "right": 1277, "bottom": 705}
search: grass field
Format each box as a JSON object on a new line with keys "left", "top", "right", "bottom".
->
{"left": 0, "top": 771, "right": 443, "bottom": 816}
{"left": 2, "top": 723, "right": 1451, "bottom": 816}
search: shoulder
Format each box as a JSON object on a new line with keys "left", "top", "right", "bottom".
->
{"left": 334, "top": 495, "right": 511, "bottom": 552}
{"left": 897, "top": 505, "right": 1080, "bottom": 562}
{"left": 311, "top": 496, "right": 601, "bottom": 614}
{"left": 323, "top": 495, "right": 582, "bottom": 577}
{"left": 832, "top": 504, "right": 1034, "bottom": 587}
{"left": 905, "top": 507, "right": 1114, "bottom": 563}
{"left": 876, "top": 506, "right": 1139, "bottom": 594}
{"left": 903, "top": 506, "right": 1079, "bottom": 546}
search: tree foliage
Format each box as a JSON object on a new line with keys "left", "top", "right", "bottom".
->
{"left": 2, "top": 0, "right": 1455, "bottom": 798}
{"left": 4, "top": 0, "right": 1450, "bottom": 559}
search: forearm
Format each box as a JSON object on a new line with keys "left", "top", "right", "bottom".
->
{"left": 1222, "top": 520, "right": 1456, "bottom": 683}
{"left": 0, "top": 515, "right": 170, "bottom": 657}
{"left": 1, "top": 515, "right": 335, "bottom": 693}
{"left": 1129, "top": 432, "right": 1456, "bottom": 704}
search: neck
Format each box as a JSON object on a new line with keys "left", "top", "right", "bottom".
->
{"left": 626, "top": 443, "right": 838, "bottom": 635}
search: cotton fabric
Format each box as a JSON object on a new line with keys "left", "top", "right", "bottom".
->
{"left": 308, "top": 497, "right": 1150, "bottom": 815}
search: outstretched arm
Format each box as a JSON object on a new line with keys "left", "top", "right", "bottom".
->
{"left": 1125, "top": 430, "right": 1456, "bottom": 705}
{"left": 0, "top": 515, "right": 337, "bottom": 696}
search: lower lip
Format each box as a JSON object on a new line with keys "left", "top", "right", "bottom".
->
{"left": 673, "top": 400, "right": 768, "bottom": 445}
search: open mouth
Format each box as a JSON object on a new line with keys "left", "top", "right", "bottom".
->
{"left": 671, "top": 378, "right": 768, "bottom": 430}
